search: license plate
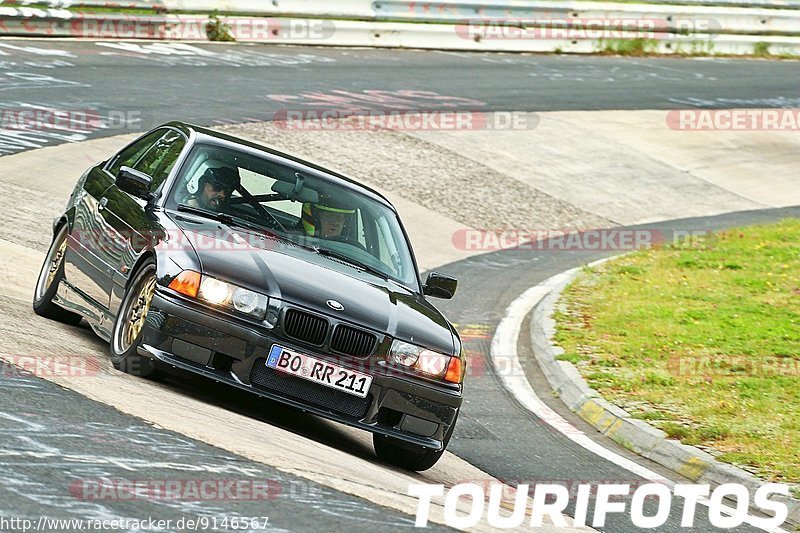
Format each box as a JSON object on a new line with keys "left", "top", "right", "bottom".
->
{"left": 266, "top": 345, "right": 372, "bottom": 398}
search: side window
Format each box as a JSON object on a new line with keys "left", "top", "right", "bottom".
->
{"left": 134, "top": 130, "right": 186, "bottom": 192}
{"left": 107, "top": 129, "right": 167, "bottom": 177}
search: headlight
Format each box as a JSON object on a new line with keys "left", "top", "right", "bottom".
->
{"left": 199, "top": 277, "right": 230, "bottom": 305}
{"left": 387, "top": 341, "right": 421, "bottom": 367}
{"left": 198, "top": 276, "right": 268, "bottom": 319}
{"left": 232, "top": 287, "right": 260, "bottom": 314}
{"left": 387, "top": 340, "right": 464, "bottom": 383}
{"left": 169, "top": 271, "right": 268, "bottom": 320}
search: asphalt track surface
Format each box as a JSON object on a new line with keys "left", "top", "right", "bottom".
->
{"left": 1, "top": 40, "right": 799, "bottom": 532}
{"left": 0, "top": 360, "right": 446, "bottom": 532}
{"left": 1, "top": 40, "right": 800, "bottom": 155}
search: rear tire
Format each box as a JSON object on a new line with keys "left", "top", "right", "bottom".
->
{"left": 110, "top": 260, "right": 159, "bottom": 378}
{"left": 373, "top": 413, "right": 458, "bottom": 472}
{"left": 33, "top": 224, "right": 83, "bottom": 325}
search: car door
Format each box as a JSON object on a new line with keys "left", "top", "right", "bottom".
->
{"left": 101, "top": 128, "right": 188, "bottom": 317}
{"left": 63, "top": 129, "right": 164, "bottom": 313}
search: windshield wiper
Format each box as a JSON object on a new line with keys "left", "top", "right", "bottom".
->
{"left": 176, "top": 203, "right": 232, "bottom": 222}
{"left": 315, "top": 247, "right": 390, "bottom": 280}
{"left": 175, "top": 204, "right": 272, "bottom": 235}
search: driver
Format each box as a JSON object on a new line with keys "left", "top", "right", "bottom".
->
{"left": 187, "top": 166, "right": 239, "bottom": 211}
{"left": 301, "top": 195, "right": 356, "bottom": 239}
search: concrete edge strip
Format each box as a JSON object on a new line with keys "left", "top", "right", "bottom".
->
{"left": 525, "top": 257, "right": 799, "bottom": 528}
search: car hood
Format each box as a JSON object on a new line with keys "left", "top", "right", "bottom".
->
{"left": 171, "top": 215, "right": 455, "bottom": 355}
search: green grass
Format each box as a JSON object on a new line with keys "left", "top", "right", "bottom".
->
{"left": 205, "top": 14, "right": 236, "bottom": 42}
{"left": 598, "top": 38, "right": 659, "bottom": 56}
{"left": 555, "top": 219, "right": 800, "bottom": 487}
{"left": 753, "top": 41, "right": 772, "bottom": 57}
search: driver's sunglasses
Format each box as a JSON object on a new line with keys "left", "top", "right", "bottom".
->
{"left": 209, "top": 181, "right": 232, "bottom": 195}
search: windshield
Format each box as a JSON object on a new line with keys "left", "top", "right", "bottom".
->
{"left": 166, "top": 143, "right": 419, "bottom": 289}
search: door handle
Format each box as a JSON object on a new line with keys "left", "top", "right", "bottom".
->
{"left": 98, "top": 197, "right": 108, "bottom": 211}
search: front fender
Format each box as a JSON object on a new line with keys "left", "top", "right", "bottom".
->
{"left": 109, "top": 216, "right": 201, "bottom": 318}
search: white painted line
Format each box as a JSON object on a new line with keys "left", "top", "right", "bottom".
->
{"left": 490, "top": 265, "right": 790, "bottom": 533}
{"left": 491, "top": 269, "right": 668, "bottom": 482}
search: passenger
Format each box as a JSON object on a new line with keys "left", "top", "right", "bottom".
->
{"left": 301, "top": 196, "right": 356, "bottom": 239}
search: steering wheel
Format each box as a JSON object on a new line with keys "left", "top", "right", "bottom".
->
{"left": 227, "top": 190, "right": 287, "bottom": 233}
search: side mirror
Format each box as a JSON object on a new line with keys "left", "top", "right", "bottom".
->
{"left": 423, "top": 272, "right": 458, "bottom": 299}
{"left": 117, "top": 166, "right": 153, "bottom": 200}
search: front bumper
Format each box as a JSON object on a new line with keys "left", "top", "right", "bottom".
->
{"left": 140, "top": 290, "right": 462, "bottom": 450}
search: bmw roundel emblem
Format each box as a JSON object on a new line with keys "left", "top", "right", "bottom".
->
{"left": 326, "top": 299, "right": 344, "bottom": 311}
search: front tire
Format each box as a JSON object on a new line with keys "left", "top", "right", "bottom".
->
{"left": 110, "top": 260, "right": 159, "bottom": 378}
{"left": 33, "top": 224, "right": 83, "bottom": 325}
{"left": 373, "top": 413, "right": 458, "bottom": 471}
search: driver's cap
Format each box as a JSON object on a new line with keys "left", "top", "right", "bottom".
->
{"left": 201, "top": 166, "right": 239, "bottom": 193}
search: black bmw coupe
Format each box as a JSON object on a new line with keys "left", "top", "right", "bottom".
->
{"left": 33, "top": 122, "right": 464, "bottom": 471}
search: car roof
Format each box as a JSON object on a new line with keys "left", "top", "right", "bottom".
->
{"left": 163, "top": 121, "right": 396, "bottom": 212}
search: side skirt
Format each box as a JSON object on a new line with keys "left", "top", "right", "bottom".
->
{"left": 54, "top": 280, "right": 114, "bottom": 342}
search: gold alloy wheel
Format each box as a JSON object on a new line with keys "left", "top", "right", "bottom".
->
{"left": 46, "top": 239, "right": 68, "bottom": 290}
{"left": 35, "top": 230, "right": 68, "bottom": 304}
{"left": 120, "top": 276, "right": 156, "bottom": 352}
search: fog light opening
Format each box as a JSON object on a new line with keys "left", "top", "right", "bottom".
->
{"left": 210, "top": 352, "right": 235, "bottom": 372}
{"left": 377, "top": 407, "right": 404, "bottom": 428}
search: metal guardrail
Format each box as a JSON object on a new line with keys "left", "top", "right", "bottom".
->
{"left": 0, "top": 10, "right": 162, "bottom": 36}
{"left": 0, "top": 1, "right": 799, "bottom": 57}
{"left": 157, "top": 0, "right": 375, "bottom": 17}
{"left": 372, "top": 1, "right": 800, "bottom": 36}
{"left": 0, "top": 0, "right": 164, "bottom": 9}
{"left": 632, "top": 0, "right": 800, "bottom": 6}
{"left": 155, "top": 0, "right": 800, "bottom": 40}
{"left": 157, "top": 0, "right": 800, "bottom": 14}
{"left": 3, "top": 0, "right": 797, "bottom": 13}
{"left": 371, "top": 0, "right": 800, "bottom": 14}
{"left": 1, "top": 11, "right": 798, "bottom": 57}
